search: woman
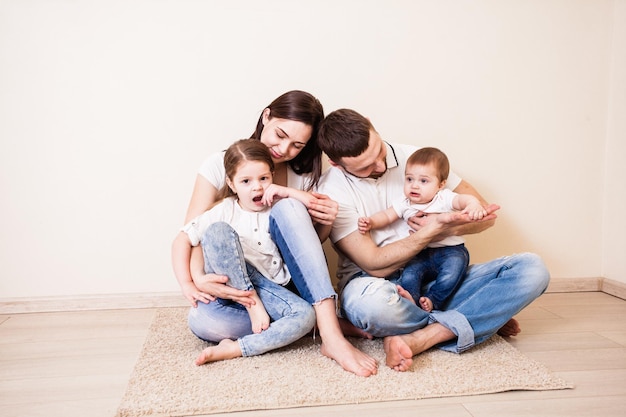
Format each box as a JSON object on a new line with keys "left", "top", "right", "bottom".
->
{"left": 182, "top": 90, "right": 378, "bottom": 377}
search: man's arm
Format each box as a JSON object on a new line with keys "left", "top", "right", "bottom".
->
{"left": 335, "top": 206, "right": 498, "bottom": 278}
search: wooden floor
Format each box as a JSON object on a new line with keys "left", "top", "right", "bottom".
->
{"left": 1, "top": 291, "right": 625, "bottom": 417}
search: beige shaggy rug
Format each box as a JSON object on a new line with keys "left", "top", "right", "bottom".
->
{"left": 116, "top": 308, "right": 573, "bottom": 417}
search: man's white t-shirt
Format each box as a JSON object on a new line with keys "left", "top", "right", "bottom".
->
{"left": 318, "top": 142, "right": 461, "bottom": 287}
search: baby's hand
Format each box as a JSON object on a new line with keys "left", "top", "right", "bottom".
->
{"left": 463, "top": 203, "right": 489, "bottom": 220}
{"left": 357, "top": 217, "right": 372, "bottom": 234}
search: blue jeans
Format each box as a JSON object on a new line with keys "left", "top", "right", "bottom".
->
{"left": 397, "top": 244, "right": 469, "bottom": 310}
{"left": 187, "top": 222, "right": 315, "bottom": 357}
{"left": 340, "top": 252, "right": 550, "bottom": 353}
{"left": 269, "top": 198, "right": 338, "bottom": 305}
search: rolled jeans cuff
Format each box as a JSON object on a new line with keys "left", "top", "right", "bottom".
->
{"left": 429, "top": 309, "right": 474, "bottom": 353}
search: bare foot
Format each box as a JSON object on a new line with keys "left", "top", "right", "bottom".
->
{"left": 195, "top": 339, "right": 242, "bottom": 365}
{"left": 497, "top": 318, "right": 521, "bottom": 337}
{"left": 396, "top": 285, "right": 416, "bottom": 304}
{"left": 247, "top": 291, "right": 270, "bottom": 334}
{"left": 320, "top": 335, "right": 378, "bottom": 377}
{"left": 419, "top": 296, "right": 433, "bottom": 312}
{"left": 383, "top": 323, "right": 455, "bottom": 372}
{"left": 383, "top": 335, "right": 414, "bottom": 371}
{"left": 338, "top": 317, "right": 373, "bottom": 339}
{"left": 315, "top": 298, "right": 378, "bottom": 377}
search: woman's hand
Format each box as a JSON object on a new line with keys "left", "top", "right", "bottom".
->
{"left": 180, "top": 280, "right": 214, "bottom": 308}
{"left": 192, "top": 273, "right": 256, "bottom": 308}
{"left": 307, "top": 192, "right": 338, "bottom": 226}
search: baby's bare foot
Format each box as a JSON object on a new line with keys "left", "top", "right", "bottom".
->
{"left": 419, "top": 296, "right": 433, "bottom": 312}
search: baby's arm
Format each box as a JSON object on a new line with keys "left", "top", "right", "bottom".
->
{"left": 453, "top": 194, "right": 489, "bottom": 220}
{"left": 358, "top": 207, "right": 399, "bottom": 234}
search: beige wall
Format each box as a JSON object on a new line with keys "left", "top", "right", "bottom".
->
{"left": 1, "top": 0, "right": 624, "bottom": 299}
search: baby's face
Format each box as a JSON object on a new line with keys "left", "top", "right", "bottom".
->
{"left": 403, "top": 162, "right": 443, "bottom": 205}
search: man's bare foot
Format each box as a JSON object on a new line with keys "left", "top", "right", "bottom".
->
{"left": 419, "top": 296, "right": 433, "bottom": 312}
{"left": 383, "top": 335, "right": 414, "bottom": 371}
{"left": 338, "top": 317, "right": 373, "bottom": 339}
{"left": 384, "top": 323, "right": 455, "bottom": 372}
{"left": 320, "top": 335, "right": 378, "bottom": 377}
{"left": 497, "top": 318, "right": 521, "bottom": 337}
{"left": 247, "top": 291, "right": 270, "bottom": 334}
{"left": 195, "top": 339, "right": 242, "bottom": 365}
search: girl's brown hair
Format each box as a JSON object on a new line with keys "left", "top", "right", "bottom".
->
{"left": 214, "top": 139, "right": 275, "bottom": 202}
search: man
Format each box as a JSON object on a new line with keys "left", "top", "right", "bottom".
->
{"left": 317, "top": 109, "right": 549, "bottom": 371}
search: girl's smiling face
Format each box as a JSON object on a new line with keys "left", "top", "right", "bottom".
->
{"left": 226, "top": 160, "right": 273, "bottom": 212}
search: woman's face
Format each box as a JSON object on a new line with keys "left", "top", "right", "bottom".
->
{"left": 260, "top": 109, "right": 313, "bottom": 164}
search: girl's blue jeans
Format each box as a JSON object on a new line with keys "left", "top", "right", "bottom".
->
{"left": 187, "top": 221, "right": 315, "bottom": 357}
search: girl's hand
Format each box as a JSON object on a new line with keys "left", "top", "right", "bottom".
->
{"left": 262, "top": 184, "right": 288, "bottom": 206}
{"left": 192, "top": 273, "right": 256, "bottom": 308}
{"left": 307, "top": 192, "right": 338, "bottom": 226}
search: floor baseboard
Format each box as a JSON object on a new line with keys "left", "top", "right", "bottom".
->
{"left": 1, "top": 277, "right": 624, "bottom": 314}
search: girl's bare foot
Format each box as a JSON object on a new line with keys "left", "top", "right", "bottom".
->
{"left": 419, "top": 296, "right": 433, "bottom": 312}
{"left": 195, "top": 339, "right": 242, "bottom": 365}
{"left": 247, "top": 291, "right": 270, "bottom": 334}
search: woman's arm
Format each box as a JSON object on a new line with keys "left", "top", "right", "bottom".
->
{"left": 185, "top": 175, "right": 219, "bottom": 223}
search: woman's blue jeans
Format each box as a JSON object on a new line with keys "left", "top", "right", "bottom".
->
{"left": 187, "top": 222, "right": 315, "bottom": 357}
{"left": 269, "top": 198, "right": 338, "bottom": 305}
{"left": 340, "top": 252, "right": 550, "bottom": 353}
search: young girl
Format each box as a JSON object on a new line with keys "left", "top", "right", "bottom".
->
{"left": 172, "top": 139, "right": 318, "bottom": 364}
{"left": 357, "top": 147, "right": 488, "bottom": 312}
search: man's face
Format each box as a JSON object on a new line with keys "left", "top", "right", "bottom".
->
{"left": 336, "top": 130, "right": 388, "bottom": 179}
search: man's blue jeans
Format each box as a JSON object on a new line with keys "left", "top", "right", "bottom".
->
{"left": 340, "top": 252, "right": 550, "bottom": 353}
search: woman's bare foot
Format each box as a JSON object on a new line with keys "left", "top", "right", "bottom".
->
{"left": 315, "top": 298, "right": 378, "bottom": 377}
{"left": 195, "top": 339, "right": 242, "bottom": 365}
{"left": 497, "top": 318, "right": 521, "bottom": 337}
{"left": 247, "top": 291, "right": 270, "bottom": 334}
{"left": 419, "top": 296, "right": 433, "bottom": 312}
{"left": 320, "top": 334, "right": 378, "bottom": 377}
